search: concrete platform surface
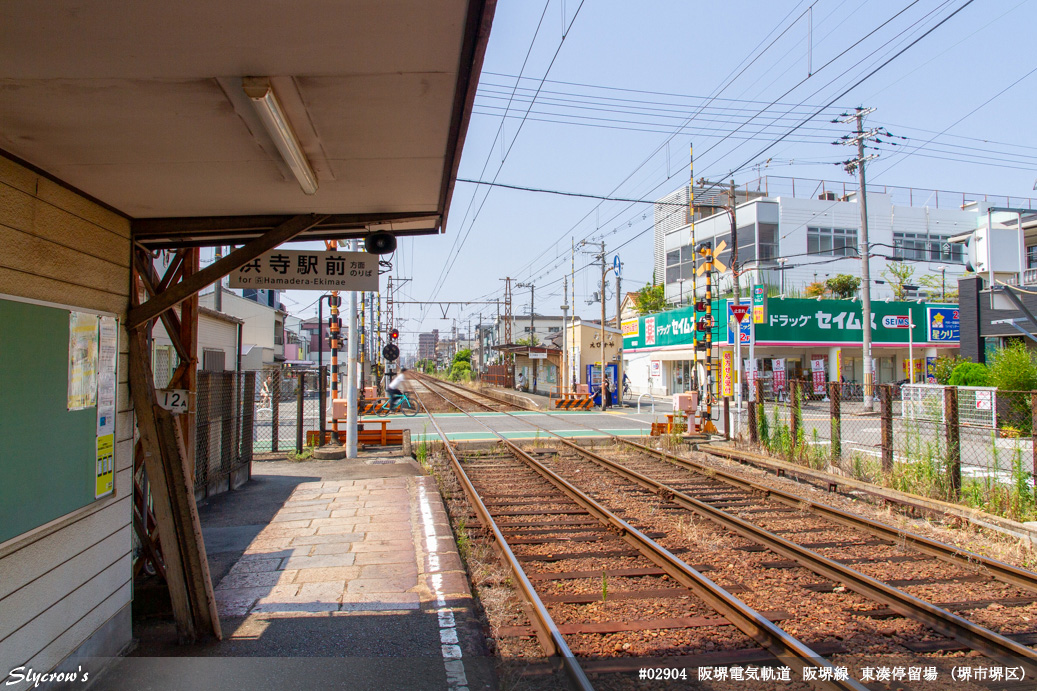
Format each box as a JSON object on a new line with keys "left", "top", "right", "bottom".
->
{"left": 92, "top": 454, "right": 492, "bottom": 691}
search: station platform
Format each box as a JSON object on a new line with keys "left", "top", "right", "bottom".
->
{"left": 94, "top": 452, "right": 494, "bottom": 691}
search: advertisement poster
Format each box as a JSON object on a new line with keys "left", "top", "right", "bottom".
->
{"left": 742, "top": 359, "right": 759, "bottom": 390}
{"left": 811, "top": 357, "right": 826, "bottom": 395}
{"left": 95, "top": 433, "right": 115, "bottom": 498}
{"left": 752, "top": 284, "right": 766, "bottom": 324}
{"left": 927, "top": 307, "right": 960, "bottom": 342}
{"left": 68, "top": 312, "right": 99, "bottom": 410}
{"left": 772, "top": 358, "right": 786, "bottom": 394}
{"left": 721, "top": 352, "right": 733, "bottom": 397}
{"left": 926, "top": 356, "right": 937, "bottom": 384}
{"left": 650, "top": 360, "right": 662, "bottom": 380}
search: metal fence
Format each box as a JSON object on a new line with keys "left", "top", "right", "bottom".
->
{"left": 251, "top": 367, "right": 328, "bottom": 453}
{"left": 738, "top": 380, "right": 1037, "bottom": 516}
{"left": 483, "top": 364, "right": 514, "bottom": 389}
{"left": 194, "top": 370, "right": 254, "bottom": 497}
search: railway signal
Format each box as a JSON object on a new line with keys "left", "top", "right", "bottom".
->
{"left": 697, "top": 241, "right": 721, "bottom": 435}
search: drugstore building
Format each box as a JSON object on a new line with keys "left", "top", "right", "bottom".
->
{"left": 623, "top": 297, "right": 960, "bottom": 398}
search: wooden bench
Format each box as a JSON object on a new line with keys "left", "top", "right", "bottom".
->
{"left": 305, "top": 419, "right": 404, "bottom": 447}
{"left": 357, "top": 419, "right": 404, "bottom": 446}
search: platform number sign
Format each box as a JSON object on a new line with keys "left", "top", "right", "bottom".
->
{"left": 157, "top": 388, "right": 189, "bottom": 413}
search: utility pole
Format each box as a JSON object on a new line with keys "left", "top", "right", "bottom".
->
{"left": 600, "top": 241, "right": 607, "bottom": 410}
{"left": 561, "top": 276, "right": 569, "bottom": 395}
{"left": 727, "top": 180, "right": 743, "bottom": 428}
{"left": 615, "top": 260, "right": 622, "bottom": 405}
{"left": 689, "top": 146, "right": 699, "bottom": 393}
{"left": 501, "top": 277, "right": 513, "bottom": 385}
{"left": 729, "top": 180, "right": 739, "bottom": 302}
{"left": 836, "top": 106, "right": 884, "bottom": 412}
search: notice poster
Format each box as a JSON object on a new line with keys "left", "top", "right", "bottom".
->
{"left": 721, "top": 352, "right": 734, "bottom": 397}
{"left": 95, "top": 433, "right": 115, "bottom": 498}
{"left": 811, "top": 357, "right": 826, "bottom": 395}
{"left": 96, "top": 316, "right": 118, "bottom": 437}
{"left": 68, "top": 312, "right": 99, "bottom": 410}
{"left": 772, "top": 358, "right": 787, "bottom": 394}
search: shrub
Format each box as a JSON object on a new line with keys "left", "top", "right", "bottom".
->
{"left": 947, "top": 362, "right": 990, "bottom": 387}
{"left": 988, "top": 342, "right": 1037, "bottom": 392}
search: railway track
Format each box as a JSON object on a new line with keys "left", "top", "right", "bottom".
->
{"left": 417, "top": 381, "right": 865, "bottom": 690}
{"left": 410, "top": 373, "right": 516, "bottom": 413}
{"left": 414, "top": 374, "right": 1037, "bottom": 688}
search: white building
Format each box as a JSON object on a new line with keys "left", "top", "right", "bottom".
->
{"left": 654, "top": 176, "right": 1010, "bottom": 304}
{"left": 199, "top": 288, "right": 285, "bottom": 370}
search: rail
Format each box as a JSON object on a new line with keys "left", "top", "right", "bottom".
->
{"left": 421, "top": 407, "right": 591, "bottom": 690}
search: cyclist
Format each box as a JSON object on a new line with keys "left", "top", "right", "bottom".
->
{"left": 386, "top": 368, "right": 408, "bottom": 410}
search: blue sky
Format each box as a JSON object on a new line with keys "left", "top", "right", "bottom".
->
{"left": 285, "top": 0, "right": 1037, "bottom": 351}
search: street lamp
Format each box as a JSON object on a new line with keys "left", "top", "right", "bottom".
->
{"left": 775, "top": 257, "right": 789, "bottom": 295}
{"left": 935, "top": 265, "right": 947, "bottom": 302}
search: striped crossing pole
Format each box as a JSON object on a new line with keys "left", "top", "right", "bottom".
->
{"left": 326, "top": 240, "right": 342, "bottom": 445}
{"left": 699, "top": 242, "right": 719, "bottom": 435}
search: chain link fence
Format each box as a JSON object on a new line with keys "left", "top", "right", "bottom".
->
{"left": 194, "top": 370, "right": 254, "bottom": 498}
{"left": 738, "top": 379, "right": 1037, "bottom": 521}
{"left": 251, "top": 367, "right": 327, "bottom": 453}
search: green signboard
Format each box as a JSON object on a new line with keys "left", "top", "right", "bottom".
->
{"left": 624, "top": 298, "right": 957, "bottom": 350}
{"left": 625, "top": 303, "right": 722, "bottom": 350}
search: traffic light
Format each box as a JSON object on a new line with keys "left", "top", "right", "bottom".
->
{"left": 389, "top": 327, "right": 399, "bottom": 340}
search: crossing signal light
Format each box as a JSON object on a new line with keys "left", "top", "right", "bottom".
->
{"left": 389, "top": 328, "right": 399, "bottom": 340}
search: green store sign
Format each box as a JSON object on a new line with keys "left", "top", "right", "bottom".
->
{"left": 624, "top": 298, "right": 957, "bottom": 350}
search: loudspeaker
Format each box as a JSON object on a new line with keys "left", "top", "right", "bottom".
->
{"left": 364, "top": 231, "right": 397, "bottom": 255}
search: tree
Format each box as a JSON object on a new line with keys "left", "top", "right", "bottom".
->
{"left": 918, "top": 272, "right": 961, "bottom": 302}
{"left": 931, "top": 355, "right": 966, "bottom": 385}
{"left": 449, "top": 360, "right": 472, "bottom": 382}
{"left": 633, "top": 282, "right": 667, "bottom": 314}
{"left": 804, "top": 281, "right": 827, "bottom": 298}
{"left": 516, "top": 334, "right": 540, "bottom": 347}
{"left": 882, "top": 261, "right": 916, "bottom": 301}
{"left": 825, "top": 274, "right": 860, "bottom": 299}
{"left": 452, "top": 348, "right": 472, "bottom": 365}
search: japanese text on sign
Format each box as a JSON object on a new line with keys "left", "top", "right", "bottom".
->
{"left": 228, "top": 250, "right": 379, "bottom": 291}
{"left": 927, "top": 306, "right": 960, "bottom": 342}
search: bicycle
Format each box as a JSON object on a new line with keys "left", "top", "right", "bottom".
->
{"left": 375, "top": 391, "right": 419, "bottom": 417}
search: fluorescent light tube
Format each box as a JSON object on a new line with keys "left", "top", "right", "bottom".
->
{"left": 243, "top": 78, "right": 319, "bottom": 195}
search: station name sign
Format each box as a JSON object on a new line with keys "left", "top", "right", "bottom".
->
{"left": 228, "top": 250, "right": 379, "bottom": 291}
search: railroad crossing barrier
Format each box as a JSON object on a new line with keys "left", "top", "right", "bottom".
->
{"left": 553, "top": 392, "right": 595, "bottom": 410}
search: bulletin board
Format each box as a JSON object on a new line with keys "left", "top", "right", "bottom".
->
{"left": 0, "top": 296, "right": 118, "bottom": 545}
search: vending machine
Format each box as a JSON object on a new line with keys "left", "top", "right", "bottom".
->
{"left": 585, "top": 363, "right": 618, "bottom": 406}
